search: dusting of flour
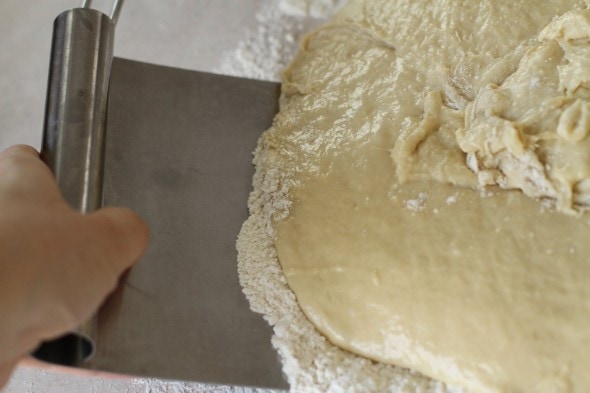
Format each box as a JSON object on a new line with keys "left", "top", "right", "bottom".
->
{"left": 216, "top": 0, "right": 347, "bottom": 82}
{"left": 229, "top": 1, "right": 462, "bottom": 392}
{"left": 278, "top": 0, "right": 348, "bottom": 18}
{"left": 216, "top": 0, "right": 320, "bottom": 81}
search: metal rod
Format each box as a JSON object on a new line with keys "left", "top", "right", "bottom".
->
{"left": 80, "top": 0, "right": 124, "bottom": 26}
{"left": 110, "top": 0, "right": 124, "bottom": 25}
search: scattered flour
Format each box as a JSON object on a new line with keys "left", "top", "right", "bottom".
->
{"left": 278, "top": 0, "right": 348, "bottom": 18}
{"left": 229, "top": 1, "right": 463, "bottom": 392}
{"left": 405, "top": 192, "right": 428, "bottom": 212}
{"left": 5, "top": 366, "right": 241, "bottom": 393}
{"left": 446, "top": 195, "right": 458, "bottom": 206}
{"left": 216, "top": 0, "right": 323, "bottom": 82}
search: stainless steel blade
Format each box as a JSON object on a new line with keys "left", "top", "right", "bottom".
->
{"left": 85, "top": 57, "right": 286, "bottom": 389}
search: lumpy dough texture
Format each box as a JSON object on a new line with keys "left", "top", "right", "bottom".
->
{"left": 388, "top": 6, "right": 590, "bottom": 214}
{"left": 454, "top": 12, "right": 590, "bottom": 213}
{"left": 256, "top": 0, "right": 590, "bottom": 392}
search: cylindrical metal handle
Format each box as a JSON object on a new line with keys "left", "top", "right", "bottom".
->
{"left": 34, "top": 7, "right": 116, "bottom": 366}
{"left": 41, "top": 8, "right": 114, "bottom": 212}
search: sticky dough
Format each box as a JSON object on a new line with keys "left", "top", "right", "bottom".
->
{"left": 254, "top": 0, "right": 590, "bottom": 391}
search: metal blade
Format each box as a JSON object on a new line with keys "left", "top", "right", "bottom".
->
{"left": 86, "top": 57, "right": 286, "bottom": 389}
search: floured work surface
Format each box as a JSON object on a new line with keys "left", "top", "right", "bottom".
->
{"left": 239, "top": 0, "right": 590, "bottom": 392}
{"left": 83, "top": 58, "right": 287, "bottom": 389}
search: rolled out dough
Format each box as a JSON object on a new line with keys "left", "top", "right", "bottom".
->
{"left": 240, "top": 0, "right": 590, "bottom": 391}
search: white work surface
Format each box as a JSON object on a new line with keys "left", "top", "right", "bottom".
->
{"left": 0, "top": 0, "right": 285, "bottom": 391}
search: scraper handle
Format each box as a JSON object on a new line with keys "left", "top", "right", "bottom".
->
{"left": 34, "top": 5, "right": 117, "bottom": 366}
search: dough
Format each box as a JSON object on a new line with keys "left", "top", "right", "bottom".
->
{"left": 248, "top": 0, "right": 590, "bottom": 391}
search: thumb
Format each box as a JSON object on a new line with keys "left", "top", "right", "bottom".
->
{"left": 87, "top": 207, "right": 150, "bottom": 273}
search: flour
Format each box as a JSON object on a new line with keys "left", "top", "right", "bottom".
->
{"left": 216, "top": 0, "right": 322, "bottom": 82}
{"left": 216, "top": 0, "right": 349, "bottom": 83}
{"left": 278, "top": 0, "right": 348, "bottom": 18}
{"left": 405, "top": 192, "right": 428, "bottom": 212}
{"left": 446, "top": 195, "right": 458, "bottom": 205}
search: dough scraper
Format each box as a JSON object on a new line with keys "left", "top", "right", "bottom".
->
{"left": 32, "top": 1, "right": 286, "bottom": 389}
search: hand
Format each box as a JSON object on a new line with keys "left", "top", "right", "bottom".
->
{"left": 0, "top": 145, "right": 149, "bottom": 388}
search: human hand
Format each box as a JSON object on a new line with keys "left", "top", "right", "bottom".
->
{"left": 0, "top": 145, "right": 149, "bottom": 388}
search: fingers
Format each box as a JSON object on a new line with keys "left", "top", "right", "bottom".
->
{"left": 0, "top": 145, "right": 151, "bottom": 354}
{"left": 33, "top": 208, "right": 149, "bottom": 339}
{"left": 0, "top": 144, "right": 39, "bottom": 159}
{"left": 72, "top": 207, "right": 149, "bottom": 309}
{"left": 0, "top": 144, "right": 63, "bottom": 206}
{"left": 87, "top": 207, "right": 150, "bottom": 274}
{"left": 0, "top": 146, "right": 150, "bottom": 269}
{"left": 0, "top": 145, "right": 40, "bottom": 173}
{"left": 0, "top": 145, "right": 42, "bottom": 174}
